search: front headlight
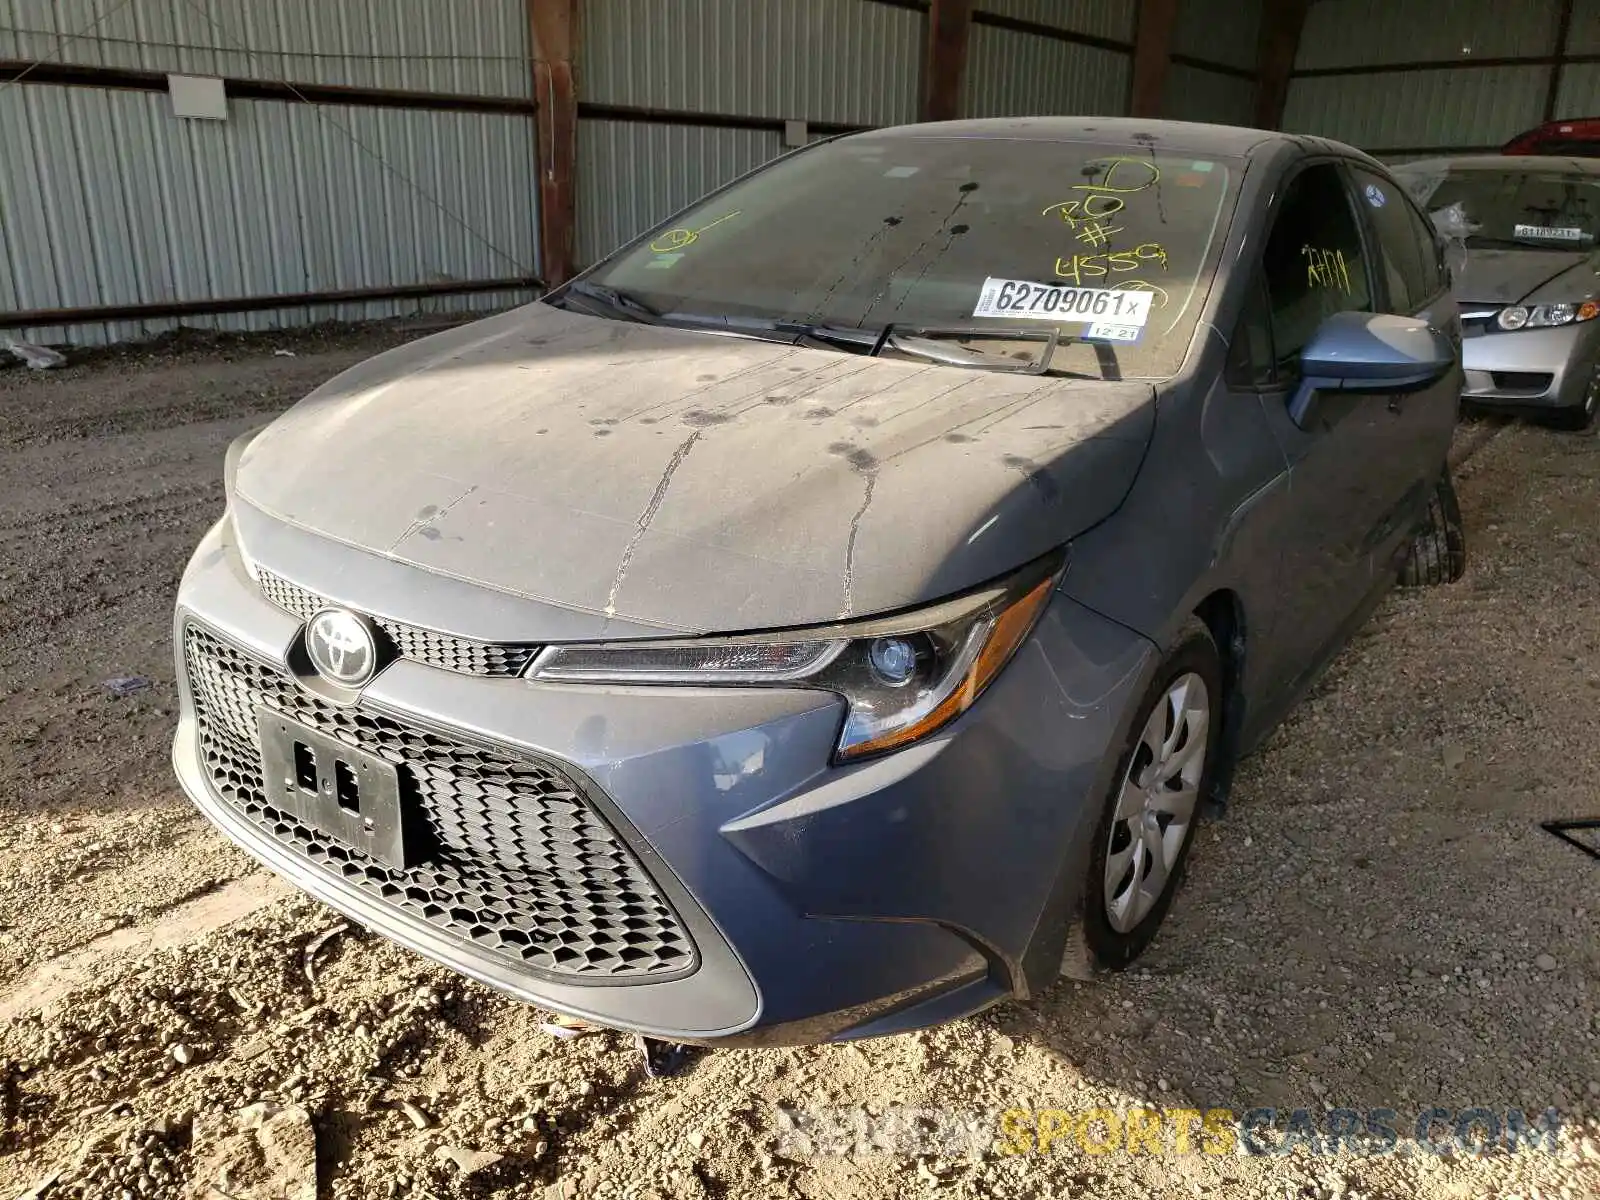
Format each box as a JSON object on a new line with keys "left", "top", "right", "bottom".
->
{"left": 526, "top": 551, "right": 1066, "bottom": 761}
{"left": 1499, "top": 301, "right": 1600, "bottom": 330}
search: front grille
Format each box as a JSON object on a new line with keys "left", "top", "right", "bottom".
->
{"left": 1490, "top": 370, "right": 1554, "bottom": 394}
{"left": 257, "top": 571, "right": 539, "bottom": 678}
{"left": 183, "top": 622, "right": 696, "bottom": 981}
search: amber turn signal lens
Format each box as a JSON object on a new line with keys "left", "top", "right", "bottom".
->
{"left": 1579, "top": 301, "right": 1600, "bottom": 322}
{"left": 839, "top": 574, "right": 1057, "bottom": 760}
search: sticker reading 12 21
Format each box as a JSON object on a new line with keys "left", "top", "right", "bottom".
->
{"left": 973, "top": 278, "right": 1153, "bottom": 326}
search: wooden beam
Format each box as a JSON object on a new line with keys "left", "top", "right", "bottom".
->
{"left": 1130, "top": 0, "right": 1180, "bottom": 118}
{"left": 921, "top": 0, "right": 973, "bottom": 123}
{"left": 529, "top": 0, "right": 578, "bottom": 286}
{"left": 1544, "top": 0, "right": 1576, "bottom": 122}
{"left": 1254, "top": 0, "right": 1308, "bottom": 130}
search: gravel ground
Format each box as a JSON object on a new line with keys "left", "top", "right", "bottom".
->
{"left": 0, "top": 326, "right": 1596, "bottom": 1200}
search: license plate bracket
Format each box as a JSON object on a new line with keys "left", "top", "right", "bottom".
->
{"left": 256, "top": 708, "right": 415, "bottom": 870}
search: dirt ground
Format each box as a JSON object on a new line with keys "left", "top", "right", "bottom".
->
{"left": 0, "top": 325, "right": 1596, "bottom": 1200}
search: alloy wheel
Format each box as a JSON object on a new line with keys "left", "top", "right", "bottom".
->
{"left": 1103, "top": 672, "right": 1210, "bottom": 933}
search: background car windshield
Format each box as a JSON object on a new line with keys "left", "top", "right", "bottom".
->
{"left": 585, "top": 136, "right": 1240, "bottom": 378}
{"left": 1399, "top": 167, "right": 1600, "bottom": 247}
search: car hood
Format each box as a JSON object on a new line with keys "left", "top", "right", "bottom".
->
{"left": 235, "top": 303, "right": 1155, "bottom": 636}
{"left": 1454, "top": 247, "right": 1600, "bottom": 304}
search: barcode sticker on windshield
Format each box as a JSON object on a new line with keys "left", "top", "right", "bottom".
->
{"left": 973, "top": 278, "right": 1153, "bottom": 326}
{"left": 1514, "top": 223, "right": 1584, "bottom": 242}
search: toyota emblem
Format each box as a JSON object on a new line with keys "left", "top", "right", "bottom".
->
{"left": 306, "top": 608, "right": 379, "bottom": 687}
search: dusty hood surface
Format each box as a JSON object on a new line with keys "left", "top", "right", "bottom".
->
{"left": 1453, "top": 247, "right": 1600, "bottom": 305}
{"left": 236, "top": 303, "right": 1154, "bottom": 635}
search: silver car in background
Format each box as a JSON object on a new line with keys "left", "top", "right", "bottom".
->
{"left": 1395, "top": 156, "right": 1600, "bottom": 429}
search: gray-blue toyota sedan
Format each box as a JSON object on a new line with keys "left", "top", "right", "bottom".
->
{"left": 173, "top": 118, "right": 1464, "bottom": 1046}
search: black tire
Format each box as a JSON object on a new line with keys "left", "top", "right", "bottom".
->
{"left": 1398, "top": 468, "right": 1467, "bottom": 588}
{"left": 1082, "top": 618, "right": 1223, "bottom": 970}
{"left": 1547, "top": 392, "right": 1598, "bottom": 431}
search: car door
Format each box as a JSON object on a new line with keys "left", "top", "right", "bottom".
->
{"left": 1344, "top": 163, "right": 1463, "bottom": 566}
{"left": 1223, "top": 160, "right": 1409, "bottom": 706}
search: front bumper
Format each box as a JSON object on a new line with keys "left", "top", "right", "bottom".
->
{"left": 172, "top": 513, "right": 1155, "bottom": 1045}
{"left": 1460, "top": 319, "right": 1595, "bottom": 411}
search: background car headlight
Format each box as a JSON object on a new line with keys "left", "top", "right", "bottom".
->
{"left": 1498, "top": 301, "right": 1600, "bottom": 330}
{"left": 526, "top": 551, "right": 1066, "bottom": 761}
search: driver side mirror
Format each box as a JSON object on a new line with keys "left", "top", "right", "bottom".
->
{"left": 1288, "top": 311, "right": 1457, "bottom": 429}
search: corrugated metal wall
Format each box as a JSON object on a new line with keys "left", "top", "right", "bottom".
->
{"left": 973, "top": 0, "right": 1136, "bottom": 43}
{"left": 1172, "top": 0, "right": 1260, "bottom": 72}
{"left": 582, "top": 0, "right": 920, "bottom": 126}
{"left": 1285, "top": 66, "right": 1549, "bottom": 150}
{"left": 1294, "top": 0, "right": 1560, "bottom": 70}
{"left": 962, "top": 23, "right": 1128, "bottom": 119}
{"left": 1163, "top": 0, "right": 1259, "bottom": 126}
{"left": 1556, "top": 63, "right": 1600, "bottom": 118}
{"left": 1, "top": 0, "right": 537, "bottom": 346}
{"left": 575, "top": 0, "right": 922, "bottom": 266}
{"left": 0, "top": 0, "right": 531, "bottom": 96}
{"left": 1281, "top": 0, "right": 1568, "bottom": 154}
{"left": 1163, "top": 62, "right": 1255, "bottom": 127}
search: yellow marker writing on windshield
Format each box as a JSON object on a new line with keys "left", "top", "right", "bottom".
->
{"left": 1054, "top": 243, "right": 1168, "bottom": 284}
{"left": 1113, "top": 279, "right": 1172, "bottom": 309}
{"left": 651, "top": 210, "right": 743, "bottom": 253}
{"left": 1072, "top": 157, "right": 1162, "bottom": 195}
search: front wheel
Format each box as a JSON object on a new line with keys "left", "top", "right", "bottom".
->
{"left": 1548, "top": 364, "right": 1599, "bottom": 431}
{"left": 1398, "top": 467, "right": 1467, "bottom": 587}
{"left": 1081, "top": 619, "right": 1223, "bottom": 969}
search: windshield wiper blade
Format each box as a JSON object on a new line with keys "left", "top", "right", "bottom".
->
{"left": 766, "top": 321, "right": 882, "bottom": 354}
{"left": 884, "top": 331, "right": 1057, "bottom": 373}
{"left": 558, "top": 281, "right": 664, "bottom": 324}
{"left": 879, "top": 325, "right": 1111, "bottom": 378}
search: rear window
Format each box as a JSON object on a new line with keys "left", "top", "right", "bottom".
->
{"left": 581, "top": 135, "right": 1242, "bottom": 379}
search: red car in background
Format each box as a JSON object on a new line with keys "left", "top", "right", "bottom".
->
{"left": 1503, "top": 119, "right": 1600, "bottom": 156}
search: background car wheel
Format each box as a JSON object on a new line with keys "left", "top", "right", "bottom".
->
{"left": 1548, "top": 365, "right": 1599, "bottom": 431}
{"left": 1398, "top": 468, "right": 1467, "bottom": 588}
{"left": 1082, "top": 618, "right": 1222, "bottom": 970}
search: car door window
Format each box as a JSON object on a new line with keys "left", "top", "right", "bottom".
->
{"left": 1350, "top": 167, "right": 1433, "bottom": 313}
{"left": 1261, "top": 164, "right": 1374, "bottom": 378}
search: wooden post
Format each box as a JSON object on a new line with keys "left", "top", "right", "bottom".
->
{"left": 921, "top": 0, "right": 973, "bottom": 123}
{"left": 1544, "top": 0, "right": 1576, "bottom": 122}
{"left": 1254, "top": 0, "right": 1308, "bottom": 131}
{"left": 529, "top": 0, "right": 578, "bottom": 286}
{"left": 1130, "top": 0, "right": 1180, "bottom": 118}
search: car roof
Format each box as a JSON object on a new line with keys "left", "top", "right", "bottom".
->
{"left": 1395, "top": 154, "right": 1600, "bottom": 174}
{"left": 851, "top": 117, "right": 1292, "bottom": 159}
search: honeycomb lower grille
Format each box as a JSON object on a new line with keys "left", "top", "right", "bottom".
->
{"left": 256, "top": 571, "right": 539, "bottom": 678}
{"left": 183, "top": 622, "right": 696, "bottom": 981}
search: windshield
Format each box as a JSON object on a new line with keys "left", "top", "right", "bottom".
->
{"left": 563, "top": 135, "right": 1241, "bottom": 379}
{"left": 1397, "top": 166, "right": 1600, "bottom": 249}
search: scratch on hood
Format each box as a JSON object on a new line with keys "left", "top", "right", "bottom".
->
{"left": 604, "top": 429, "right": 704, "bottom": 618}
